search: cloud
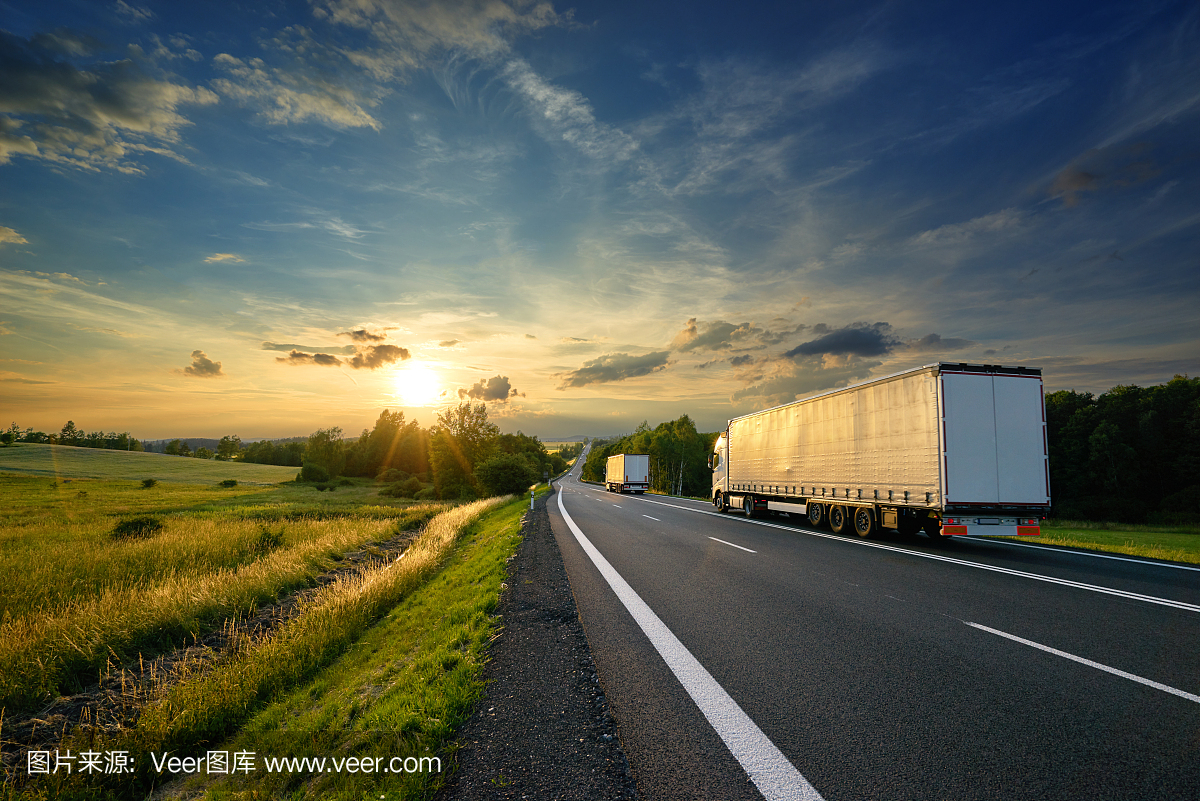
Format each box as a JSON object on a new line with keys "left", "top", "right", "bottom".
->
{"left": 438, "top": 339, "right": 461, "bottom": 347}
{"left": 670, "top": 318, "right": 766, "bottom": 352}
{"left": 0, "top": 30, "right": 218, "bottom": 172}
{"left": 783, "top": 323, "right": 898, "bottom": 359}
{"left": 556, "top": 351, "right": 671, "bottom": 389}
{"left": 458, "top": 374, "right": 522, "bottom": 402}
{"left": 347, "top": 343, "right": 409, "bottom": 369}
{"left": 114, "top": 1, "right": 153, "bottom": 23}
{"left": 261, "top": 342, "right": 356, "bottom": 355}
{"left": 339, "top": 328, "right": 387, "bottom": 342}
{"left": 0, "top": 226, "right": 28, "bottom": 245}
{"left": 912, "top": 209, "right": 1025, "bottom": 247}
{"left": 1047, "top": 144, "right": 1160, "bottom": 207}
{"left": 729, "top": 354, "right": 756, "bottom": 366}
{"left": 525, "top": 334, "right": 537, "bottom": 339}
{"left": 182, "top": 349, "right": 223, "bottom": 377}
{"left": 902, "top": 333, "right": 976, "bottom": 352}
{"left": 731, "top": 359, "right": 881, "bottom": 407}
{"left": 210, "top": 52, "right": 382, "bottom": 131}
{"left": 276, "top": 349, "right": 343, "bottom": 366}
{"left": 204, "top": 252, "right": 245, "bottom": 263}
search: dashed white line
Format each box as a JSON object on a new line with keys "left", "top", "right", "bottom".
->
{"left": 557, "top": 490, "right": 823, "bottom": 801}
{"left": 709, "top": 537, "right": 757, "bottom": 554}
{"left": 631, "top": 497, "right": 1200, "bottom": 614}
{"left": 967, "top": 622, "right": 1200, "bottom": 704}
{"left": 643, "top": 515, "right": 660, "bottom": 521}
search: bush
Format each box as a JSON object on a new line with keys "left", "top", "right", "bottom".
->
{"left": 376, "top": 468, "right": 410, "bottom": 484}
{"left": 300, "top": 462, "right": 330, "bottom": 483}
{"left": 475, "top": 453, "right": 539, "bottom": 497}
{"left": 141, "top": 478, "right": 158, "bottom": 489}
{"left": 338, "top": 477, "right": 353, "bottom": 486}
{"left": 112, "top": 515, "right": 164, "bottom": 540}
{"left": 415, "top": 486, "right": 438, "bottom": 501}
{"left": 219, "top": 479, "right": 238, "bottom": 488}
{"left": 254, "top": 524, "right": 284, "bottom": 554}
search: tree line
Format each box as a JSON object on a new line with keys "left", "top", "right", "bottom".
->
{"left": 1046, "top": 374, "right": 1199, "bottom": 524}
{"left": 582, "top": 415, "right": 719, "bottom": 498}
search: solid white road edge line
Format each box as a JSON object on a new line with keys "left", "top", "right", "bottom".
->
{"left": 975, "top": 538, "right": 1200, "bottom": 572}
{"left": 709, "top": 536, "right": 757, "bottom": 554}
{"left": 966, "top": 622, "right": 1200, "bottom": 704}
{"left": 557, "top": 489, "right": 823, "bottom": 801}
{"left": 632, "top": 497, "right": 1200, "bottom": 614}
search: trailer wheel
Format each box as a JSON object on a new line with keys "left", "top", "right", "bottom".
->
{"left": 829, "top": 504, "right": 848, "bottom": 534}
{"left": 743, "top": 495, "right": 755, "bottom": 518}
{"left": 807, "top": 503, "right": 824, "bottom": 527}
{"left": 924, "top": 519, "right": 946, "bottom": 544}
{"left": 853, "top": 507, "right": 875, "bottom": 538}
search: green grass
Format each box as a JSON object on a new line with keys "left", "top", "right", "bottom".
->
{"left": 157, "top": 492, "right": 535, "bottom": 800}
{"left": 988, "top": 519, "right": 1200, "bottom": 565}
{"left": 21, "top": 493, "right": 533, "bottom": 800}
{"left": 0, "top": 443, "right": 299, "bottom": 484}
{"left": 0, "top": 474, "right": 442, "bottom": 710}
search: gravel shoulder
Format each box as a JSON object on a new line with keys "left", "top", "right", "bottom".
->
{"left": 437, "top": 488, "right": 638, "bottom": 800}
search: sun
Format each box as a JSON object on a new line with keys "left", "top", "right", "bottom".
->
{"left": 395, "top": 363, "right": 443, "bottom": 407}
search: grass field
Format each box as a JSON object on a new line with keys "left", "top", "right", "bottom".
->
{"left": 0, "top": 443, "right": 299, "bottom": 484}
{"left": 2, "top": 460, "right": 535, "bottom": 800}
{"left": 989, "top": 519, "right": 1200, "bottom": 565}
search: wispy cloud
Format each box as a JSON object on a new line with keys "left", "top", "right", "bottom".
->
{"left": 0, "top": 226, "right": 28, "bottom": 245}
{"left": 204, "top": 252, "right": 245, "bottom": 263}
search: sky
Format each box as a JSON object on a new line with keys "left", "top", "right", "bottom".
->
{"left": 1, "top": 0, "right": 1198, "bottom": 440}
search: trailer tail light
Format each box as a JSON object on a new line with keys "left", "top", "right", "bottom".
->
{"left": 1020, "top": 518, "right": 1039, "bottom": 526}
{"left": 944, "top": 516, "right": 961, "bottom": 525}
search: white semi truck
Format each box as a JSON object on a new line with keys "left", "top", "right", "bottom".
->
{"left": 606, "top": 453, "right": 650, "bottom": 494}
{"left": 710, "top": 363, "right": 1050, "bottom": 540}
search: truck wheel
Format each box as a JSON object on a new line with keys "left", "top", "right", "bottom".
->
{"left": 853, "top": 507, "right": 876, "bottom": 538}
{"left": 807, "top": 503, "right": 824, "bottom": 527}
{"left": 714, "top": 493, "right": 727, "bottom": 512}
{"left": 829, "top": 504, "right": 848, "bottom": 534}
{"left": 743, "top": 495, "right": 755, "bottom": 518}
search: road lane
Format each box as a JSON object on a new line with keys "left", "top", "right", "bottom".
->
{"left": 549, "top": 460, "right": 1200, "bottom": 800}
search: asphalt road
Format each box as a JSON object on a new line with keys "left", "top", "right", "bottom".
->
{"left": 548, "top": 456, "right": 1200, "bottom": 800}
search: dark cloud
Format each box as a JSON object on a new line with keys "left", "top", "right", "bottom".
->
{"left": 730, "top": 354, "right": 756, "bottom": 366}
{"left": 347, "top": 344, "right": 410, "bottom": 369}
{"left": 525, "top": 334, "right": 537, "bottom": 339}
{"left": 338, "top": 329, "right": 387, "bottom": 342}
{"left": 1048, "top": 144, "right": 1159, "bottom": 207}
{"left": 0, "top": 30, "right": 218, "bottom": 171}
{"left": 438, "top": 339, "right": 461, "bottom": 347}
{"left": 902, "top": 333, "right": 976, "bottom": 352}
{"left": 276, "top": 349, "right": 342, "bottom": 366}
{"left": 783, "top": 323, "right": 898, "bottom": 358}
{"left": 557, "top": 351, "right": 671, "bottom": 389}
{"left": 262, "top": 342, "right": 355, "bottom": 355}
{"left": 672, "top": 317, "right": 806, "bottom": 352}
{"left": 458, "top": 374, "right": 523, "bottom": 402}
{"left": 183, "top": 349, "right": 223, "bottom": 377}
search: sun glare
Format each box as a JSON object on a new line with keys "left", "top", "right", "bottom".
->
{"left": 395, "top": 363, "right": 443, "bottom": 407}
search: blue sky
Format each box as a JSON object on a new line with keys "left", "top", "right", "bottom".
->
{"left": 1, "top": 0, "right": 1197, "bottom": 439}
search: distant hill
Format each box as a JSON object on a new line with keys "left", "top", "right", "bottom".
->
{"left": 0, "top": 443, "right": 298, "bottom": 484}
{"left": 142, "top": 435, "right": 308, "bottom": 453}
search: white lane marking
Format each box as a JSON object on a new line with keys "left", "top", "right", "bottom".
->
{"left": 644, "top": 515, "right": 660, "bottom": 521}
{"left": 633, "top": 497, "right": 1200, "bottom": 614}
{"left": 966, "top": 622, "right": 1200, "bottom": 705}
{"left": 613, "top": 505, "right": 623, "bottom": 508}
{"left": 557, "top": 490, "right": 823, "bottom": 801}
{"left": 710, "top": 537, "right": 757, "bottom": 554}
{"left": 978, "top": 538, "right": 1200, "bottom": 572}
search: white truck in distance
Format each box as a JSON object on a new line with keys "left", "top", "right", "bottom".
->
{"left": 606, "top": 453, "right": 650, "bottom": 494}
{"left": 710, "top": 363, "right": 1050, "bottom": 540}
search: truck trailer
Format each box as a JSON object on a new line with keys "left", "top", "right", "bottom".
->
{"left": 606, "top": 453, "right": 650, "bottom": 494}
{"left": 710, "top": 363, "right": 1049, "bottom": 540}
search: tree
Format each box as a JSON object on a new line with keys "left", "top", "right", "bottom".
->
{"left": 476, "top": 453, "right": 539, "bottom": 496}
{"left": 194, "top": 447, "right": 215, "bottom": 459}
{"left": 165, "top": 439, "right": 183, "bottom": 456}
{"left": 306, "top": 427, "right": 345, "bottom": 478}
{"left": 436, "top": 402, "right": 499, "bottom": 469}
{"left": 217, "top": 435, "right": 242, "bottom": 461}
{"left": 60, "top": 420, "right": 81, "bottom": 446}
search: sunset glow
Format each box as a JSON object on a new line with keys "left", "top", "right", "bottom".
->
{"left": 395, "top": 364, "right": 444, "bottom": 408}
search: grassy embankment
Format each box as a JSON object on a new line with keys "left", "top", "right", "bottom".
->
{"left": 2, "top": 448, "right": 540, "bottom": 799}
{"left": 990, "top": 519, "right": 1200, "bottom": 565}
